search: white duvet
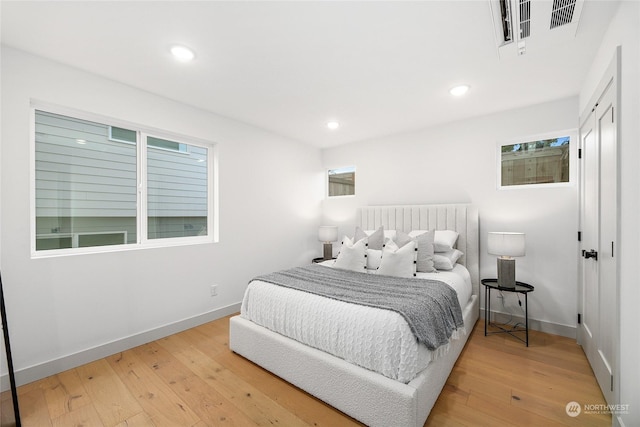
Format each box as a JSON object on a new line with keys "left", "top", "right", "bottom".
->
{"left": 240, "top": 263, "right": 472, "bottom": 383}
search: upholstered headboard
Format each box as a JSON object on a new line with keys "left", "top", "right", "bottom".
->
{"left": 357, "top": 204, "right": 479, "bottom": 296}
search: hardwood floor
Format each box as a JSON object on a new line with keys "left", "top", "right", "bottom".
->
{"left": 7, "top": 315, "right": 610, "bottom": 427}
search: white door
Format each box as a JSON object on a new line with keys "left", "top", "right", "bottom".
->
{"left": 578, "top": 73, "right": 617, "bottom": 406}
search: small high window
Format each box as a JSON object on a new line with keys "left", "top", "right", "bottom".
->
{"left": 499, "top": 132, "right": 573, "bottom": 188}
{"left": 328, "top": 166, "right": 355, "bottom": 197}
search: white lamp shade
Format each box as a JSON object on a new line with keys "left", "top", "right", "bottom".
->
{"left": 487, "top": 232, "right": 526, "bottom": 257}
{"left": 318, "top": 226, "right": 338, "bottom": 243}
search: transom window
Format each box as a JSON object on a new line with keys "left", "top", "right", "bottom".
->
{"left": 32, "top": 107, "right": 215, "bottom": 256}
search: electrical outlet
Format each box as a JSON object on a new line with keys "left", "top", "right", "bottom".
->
{"left": 210, "top": 285, "right": 218, "bottom": 296}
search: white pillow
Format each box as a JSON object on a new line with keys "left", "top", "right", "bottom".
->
{"left": 407, "top": 230, "right": 436, "bottom": 273}
{"left": 381, "top": 229, "right": 397, "bottom": 240}
{"left": 359, "top": 228, "right": 396, "bottom": 244}
{"left": 434, "top": 249, "right": 464, "bottom": 271}
{"left": 394, "top": 230, "right": 436, "bottom": 273}
{"left": 366, "top": 248, "right": 383, "bottom": 270}
{"left": 434, "top": 230, "right": 459, "bottom": 252}
{"left": 334, "top": 236, "right": 367, "bottom": 272}
{"left": 377, "top": 238, "right": 417, "bottom": 278}
{"left": 355, "top": 226, "right": 384, "bottom": 250}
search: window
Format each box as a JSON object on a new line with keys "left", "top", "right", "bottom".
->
{"left": 328, "top": 166, "right": 356, "bottom": 197}
{"left": 498, "top": 131, "right": 574, "bottom": 188}
{"left": 146, "top": 135, "right": 208, "bottom": 239}
{"left": 147, "top": 136, "right": 188, "bottom": 153}
{"left": 33, "top": 108, "right": 215, "bottom": 255}
{"left": 109, "top": 126, "right": 136, "bottom": 144}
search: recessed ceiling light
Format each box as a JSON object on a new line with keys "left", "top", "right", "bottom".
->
{"left": 170, "top": 45, "right": 195, "bottom": 62}
{"left": 76, "top": 139, "right": 87, "bottom": 145}
{"left": 449, "top": 85, "right": 470, "bottom": 97}
{"left": 327, "top": 121, "right": 340, "bottom": 130}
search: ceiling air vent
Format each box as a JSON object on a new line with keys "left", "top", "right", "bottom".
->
{"left": 550, "top": 0, "right": 577, "bottom": 29}
{"left": 489, "top": 0, "right": 583, "bottom": 58}
{"left": 519, "top": 0, "right": 531, "bottom": 38}
{"left": 498, "top": 0, "right": 514, "bottom": 44}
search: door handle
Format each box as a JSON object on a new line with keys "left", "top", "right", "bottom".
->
{"left": 584, "top": 250, "right": 598, "bottom": 261}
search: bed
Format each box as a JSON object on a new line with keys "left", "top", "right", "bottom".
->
{"left": 229, "top": 204, "right": 479, "bottom": 427}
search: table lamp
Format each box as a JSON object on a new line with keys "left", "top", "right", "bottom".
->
{"left": 318, "top": 226, "right": 338, "bottom": 260}
{"left": 487, "top": 232, "right": 526, "bottom": 288}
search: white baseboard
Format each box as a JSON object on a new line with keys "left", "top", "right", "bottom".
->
{"left": 480, "top": 308, "right": 576, "bottom": 339}
{"left": 1, "top": 302, "right": 241, "bottom": 392}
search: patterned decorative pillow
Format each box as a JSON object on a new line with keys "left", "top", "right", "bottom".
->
{"left": 376, "top": 237, "right": 417, "bottom": 278}
{"left": 366, "top": 248, "right": 383, "bottom": 271}
{"left": 398, "top": 230, "right": 436, "bottom": 273}
{"left": 334, "top": 236, "right": 367, "bottom": 272}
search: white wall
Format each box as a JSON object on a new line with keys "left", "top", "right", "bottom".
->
{"left": 322, "top": 97, "right": 579, "bottom": 336}
{"left": 579, "top": 1, "right": 640, "bottom": 425}
{"left": 0, "top": 47, "right": 323, "bottom": 385}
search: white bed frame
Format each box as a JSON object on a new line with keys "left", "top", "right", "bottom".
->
{"left": 230, "top": 204, "right": 479, "bottom": 427}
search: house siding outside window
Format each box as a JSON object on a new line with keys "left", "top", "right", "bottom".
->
{"left": 33, "top": 109, "right": 214, "bottom": 255}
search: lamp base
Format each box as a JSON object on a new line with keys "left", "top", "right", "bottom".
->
{"left": 497, "top": 257, "right": 516, "bottom": 288}
{"left": 323, "top": 243, "right": 333, "bottom": 260}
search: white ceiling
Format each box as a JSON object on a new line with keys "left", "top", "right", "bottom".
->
{"left": 1, "top": 1, "right": 620, "bottom": 148}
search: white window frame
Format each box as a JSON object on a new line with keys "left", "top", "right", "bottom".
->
{"left": 146, "top": 135, "right": 189, "bottom": 154}
{"left": 327, "top": 165, "right": 356, "bottom": 198}
{"left": 108, "top": 125, "right": 137, "bottom": 145}
{"left": 496, "top": 129, "right": 577, "bottom": 190}
{"left": 30, "top": 102, "right": 218, "bottom": 258}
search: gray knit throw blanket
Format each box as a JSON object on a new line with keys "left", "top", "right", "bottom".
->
{"left": 253, "top": 264, "right": 464, "bottom": 352}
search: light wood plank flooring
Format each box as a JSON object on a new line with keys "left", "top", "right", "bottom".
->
{"left": 6, "top": 315, "right": 610, "bottom": 426}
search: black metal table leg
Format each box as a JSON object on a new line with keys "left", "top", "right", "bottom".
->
{"left": 525, "top": 292, "right": 529, "bottom": 347}
{"left": 484, "top": 285, "right": 489, "bottom": 336}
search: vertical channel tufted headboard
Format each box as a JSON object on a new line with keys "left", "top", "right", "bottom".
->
{"left": 357, "top": 204, "right": 479, "bottom": 296}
